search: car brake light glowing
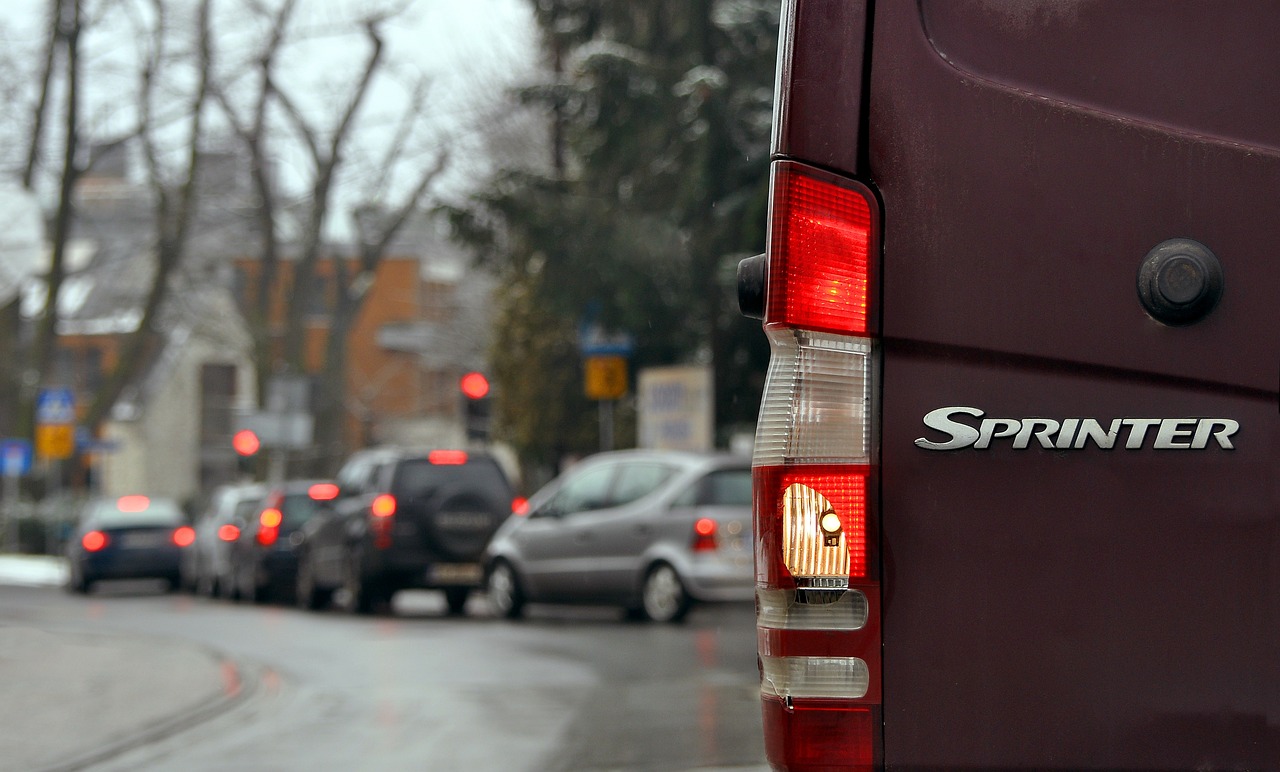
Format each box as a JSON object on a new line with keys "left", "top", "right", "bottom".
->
{"left": 371, "top": 494, "right": 396, "bottom": 518}
{"left": 117, "top": 495, "right": 150, "bottom": 512}
{"left": 370, "top": 494, "right": 396, "bottom": 549}
{"left": 752, "top": 160, "right": 882, "bottom": 771}
{"left": 218, "top": 524, "right": 240, "bottom": 542}
{"left": 428, "top": 449, "right": 468, "bottom": 465}
{"left": 257, "top": 508, "right": 282, "bottom": 546}
{"left": 766, "top": 162, "right": 875, "bottom": 336}
{"left": 692, "top": 517, "right": 718, "bottom": 552}
{"left": 172, "top": 526, "right": 196, "bottom": 547}
{"left": 82, "top": 531, "right": 109, "bottom": 552}
{"left": 512, "top": 497, "right": 529, "bottom": 516}
{"left": 309, "top": 483, "right": 339, "bottom": 501}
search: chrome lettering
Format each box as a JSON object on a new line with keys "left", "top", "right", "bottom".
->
{"left": 917, "top": 408, "right": 1238, "bottom": 451}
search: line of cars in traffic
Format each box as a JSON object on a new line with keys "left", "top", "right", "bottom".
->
{"left": 65, "top": 448, "right": 755, "bottom": 623}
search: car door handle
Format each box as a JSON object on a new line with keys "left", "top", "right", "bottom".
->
{"left": 633, "top": 525, "right": 650, "bottom": 537}
{"left": 574, "top": 530, "right": 592, "bottom": 543}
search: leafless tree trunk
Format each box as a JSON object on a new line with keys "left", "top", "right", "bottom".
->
{"left": 83, "top": 0, "right": 214, "bottom": 431}
{"left": 274, "top": 18, "right": 384, "bottom": 375}
{"left": 23, "top": 0, "right": 81, "bottom": 440}
{"left": 212, "top": 0, "right": 298, "bottom": 405}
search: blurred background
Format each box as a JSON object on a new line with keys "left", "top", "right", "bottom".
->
{"left": 0, "top": 0, "right": 778, "bottom": 544}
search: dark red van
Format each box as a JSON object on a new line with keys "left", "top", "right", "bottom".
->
{"left": 739, "top": 2, "right": 1279, "bottom": 769}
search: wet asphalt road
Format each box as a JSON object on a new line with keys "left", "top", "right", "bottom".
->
{"left": 0, "top": 581, "right": 767, "bottom": 771}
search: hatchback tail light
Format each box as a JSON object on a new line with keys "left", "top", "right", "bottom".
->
{"left": 692, "top": 517, "right": 718, "bottom": 552}
{"left": 753, "top": 159, "right": 882, "bottom": 771}
{"left": 82, "top": 531, "right": 109, "bottom": 552}
{"left": 218, "top": 524, "right": 240, "bottom": 542}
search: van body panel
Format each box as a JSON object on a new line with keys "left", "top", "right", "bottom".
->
{"left": 858, "top": 1, "right": 1280, "bottom": 768}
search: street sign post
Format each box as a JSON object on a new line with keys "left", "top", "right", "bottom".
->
{"left": 0, "top": 439, "right": 30, "bottom": 554}
{"left": 35, "top": 388, "right": 76, "bottom": 461}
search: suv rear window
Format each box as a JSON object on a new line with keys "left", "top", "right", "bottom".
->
{"left": 392, "top": 457, "right": 510, "bottom": 499}
{"left": 280, "top": 493, "right": 320, "bottom": 527}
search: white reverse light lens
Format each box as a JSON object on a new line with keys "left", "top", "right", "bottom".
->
{"left": 761, "top": 655, "right": 870, "bottom": 700}
{"left": 758, "top": 588, "right": 868, "bottom": 631}
{"left": 753, "top": 329, "right": 872, "bottom": 466}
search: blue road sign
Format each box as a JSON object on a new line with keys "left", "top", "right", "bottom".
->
{"left": 36, "top": 387, "right": 76, "bottom": 425}
{"left": 0, "top": 439, "right": 33, "bottom": 476}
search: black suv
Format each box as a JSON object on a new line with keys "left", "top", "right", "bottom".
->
{"left": 295, "top": 447, "right": 516, "bottom": 615}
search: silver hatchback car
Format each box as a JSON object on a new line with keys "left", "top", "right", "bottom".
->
{"left": 483, "top": 449, "right": 753, "bottom": 623}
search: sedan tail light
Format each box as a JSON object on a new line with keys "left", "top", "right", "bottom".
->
{"left": 82, "top": 531, "right": 109, "bottom": 552}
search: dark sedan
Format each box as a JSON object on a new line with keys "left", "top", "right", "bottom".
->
{"left": 66, "top": 495, "right": 194, "bottom": 594}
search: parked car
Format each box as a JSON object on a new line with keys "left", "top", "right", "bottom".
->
{"left": 227, "top": 480, "right": 337, "bottom": 604}
{"left": 182, "top": 482, "right": 266, "bottom": 597}
{"left": 483, "top": 450, "right": 753, "bottom": 623}
{"left": 66, "top": 495, "right": 194, "bottom": 594}
{"left": 294, "top": 448, "right": 516, "bottom": 615}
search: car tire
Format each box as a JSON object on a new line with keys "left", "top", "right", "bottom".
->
{"left": 296, "top": 555, "right": 331, "bottom": 611}
{"left": 66, "top": 568, "right": 90, "bottom": 595}
{"left": 639, "top": 563, "right": 691, "bottom": 624}
{"left": 486, "top": 561, "right": 525, "bottom": 620}
{"left": 343, "top": 553, "right": 382, "bottom": 615}
{"left": 443, "top": 587, "right": 470, "bottom": 616}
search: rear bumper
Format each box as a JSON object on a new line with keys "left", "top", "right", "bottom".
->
{"left": 365, "top": 547, "right": 484, "bottom": 589}
{"left": 79, "top": 549, "right": 183, "bottom": 580}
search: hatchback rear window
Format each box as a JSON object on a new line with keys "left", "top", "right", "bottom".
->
{"left": 392, "top": 458, "right": 510, "bottom": 499}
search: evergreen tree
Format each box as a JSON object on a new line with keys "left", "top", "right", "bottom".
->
{"left": 452, "top": 0, "right": 777, "bottom": 477}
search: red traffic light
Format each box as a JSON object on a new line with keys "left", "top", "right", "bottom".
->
{"left": 233, "top": 429, "right": 261, "bottom": 456}
{"left": 459, "top": 372, "right": 490, "bottom": 400}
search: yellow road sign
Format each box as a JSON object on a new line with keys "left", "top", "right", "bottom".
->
{"left": 36, "top": 424, "right": 75, "bottom": 460}
{"left": 585, "top": 355, "right": 629, "bottom": 400}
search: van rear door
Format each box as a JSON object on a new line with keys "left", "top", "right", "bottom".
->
{"left": 874, "top": 2, "right": 1280, "bottom": 768}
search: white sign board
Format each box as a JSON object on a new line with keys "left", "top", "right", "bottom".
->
{"left": 637, "top": 365, "right": 714, "bottom": 452}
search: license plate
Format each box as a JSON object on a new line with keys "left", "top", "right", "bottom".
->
{"left": 120, "top": 532, "right": 166, "bottom": 549}
{"left": 429, "top": 563, "right": 482, "bottom": 585}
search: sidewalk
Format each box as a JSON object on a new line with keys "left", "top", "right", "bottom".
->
{"left": 0, "top": 554, "right": 243, "bottom": 772}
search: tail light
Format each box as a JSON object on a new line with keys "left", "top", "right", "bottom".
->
{"left": 82, "top": 531, "right": 109, "bottom": 552}
{"left": 692, "top": 517, "right": 718, "bottom": 552}
{"left": 257, "top": 507, "right": 282, "bottom": 546}
{"left": 370, "top": 493, "right": 396, "bottom": 548}
{"left": 172, "top": 526, "right": 196, "bottom": 547}
{"left": 752, "top": 159, "right": 882, "bottom": 771}
{"left": 309, "top": 483, "right": 339, "bottom": 501}
{"left": 512, "top": 497, "right": 529, "bottom": 516}
{"left": 218, "top": 524, "right": 240, "bottom": 542}
{"left": 428, "top": 450, "right": 467, "bottom": 465}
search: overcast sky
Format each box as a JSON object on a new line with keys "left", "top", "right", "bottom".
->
{"left": 3, "top": 0, "right": 540, "bottom": 237}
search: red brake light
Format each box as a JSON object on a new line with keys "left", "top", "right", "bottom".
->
{"left": 766, "top": 161, "right": 876, "bottom": 336}
{"left": 371, "top": 494, "right": 397, "bottom": 518}
{"left": 172, "top": 526, "right": 196, "bottom": 547}
{"left": 257, "top": 508, "right": 282, "bottom": 546}
{"left": 117, "top": 495, "right": 150, "bottom": 513}
{"left": 512, "top": 497, "right": 529, "bottom": 516}
{"left": 428, "top": 450, "right": 468, "bottom": 465}
{"left": 82, "top": 531, "right": 108, "bottom": 552}
{"left": 762, "top": 700, "right": 876, "bottom": 771}
{"left": 692, "top": 517, "right": 718, "bottom": 552}
{"left": 309, "top": 483, "right": 339, "bottom": 501}
{"left": 218, "top": 524, "right": 240, "bottom": 542}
